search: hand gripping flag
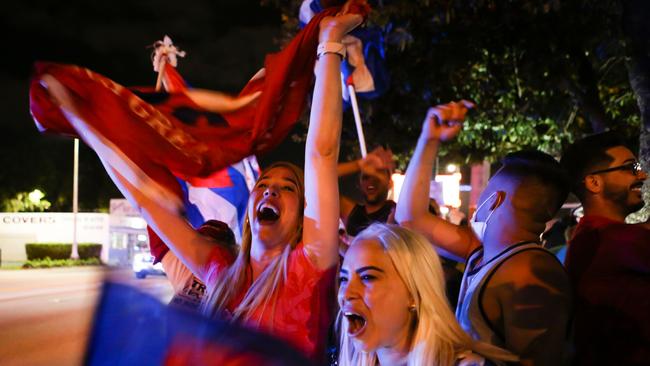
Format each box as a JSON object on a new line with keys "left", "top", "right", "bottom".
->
{"left": 146, "top": 40, "right": 259, "bottom": 262}
{"left": 29, "top": 1, "right": 370, "bottom": 219}
{"left": 299, "top": 0, "right": 388, "bottom": 103}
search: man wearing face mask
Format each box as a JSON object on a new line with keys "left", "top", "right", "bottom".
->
{"left": 395, "top": 101, "right": 572, "bottom": 366}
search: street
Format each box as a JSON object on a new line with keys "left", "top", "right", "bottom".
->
{"left": 0, "top": 266, "right": 173, "bottom": 366}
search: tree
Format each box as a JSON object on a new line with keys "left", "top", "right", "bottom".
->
{"left": 2, "top": 190, "right": 51, "bottom": 212}
{"left": 267, "top": 0, "right": 646, "bottom": 220}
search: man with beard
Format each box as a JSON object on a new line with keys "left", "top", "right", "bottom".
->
{"left": 338, "top": 146, "right": 396, "bottom": 237}
{"left": 561, "top": 132, "right": 649, "bottom": 366}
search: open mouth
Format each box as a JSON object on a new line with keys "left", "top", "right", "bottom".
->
{"left": 257, "top": 205, "right": 280, "bottom": 223}
{"left": 631, "top": 183, "right": 644, "bottom": 192}
{"left": 344, "top": 311, "right": 367, "bottom": 336}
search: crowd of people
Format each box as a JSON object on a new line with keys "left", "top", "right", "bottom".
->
{"left": 33, "top": 2, "right": 649, "bottom": 365}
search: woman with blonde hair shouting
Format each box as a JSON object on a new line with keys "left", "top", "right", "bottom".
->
{"left": 338, "top": 223, "right": 517, "bottom": 365}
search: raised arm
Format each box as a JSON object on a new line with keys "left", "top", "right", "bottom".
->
{"left": 303, "top": 12, "right": 363, "bottom": 269}
{"left": 39, "top": 73, "right": 219, "bottom": 282}
{"left": 395, "top": 101, "right": 479, "bottom": 261}
{"left": 338, "top": 147, "right": 393, "bottom": 220}
{"left": 105, "top": 165, "right": 219, "bottom": 283}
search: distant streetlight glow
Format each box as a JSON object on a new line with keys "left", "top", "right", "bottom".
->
{"left": 28, "top": 189, "right": 45, "bottom": 204}
{"left": 446, "top": 164, "right": 457, "bottom": 173}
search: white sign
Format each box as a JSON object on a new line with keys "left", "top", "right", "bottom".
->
{"left": 0, "top": 212, "right": 109, "bottom": 262}
{"left": 109, "top": 199, "right": 140, "bottom": 217}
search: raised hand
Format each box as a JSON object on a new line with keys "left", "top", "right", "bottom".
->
{"left": 421, "top": 100, "right": 475, "bottom": 142}
{"left": 359, "top": 146, "right": 394, "bottom": 175}
{"left": 319, "top": 0, "right": 367, "bottom": 43}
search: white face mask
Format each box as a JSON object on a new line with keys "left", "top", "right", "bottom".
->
{"left": 470, "top": 192, "right": 498, "bottom": 241}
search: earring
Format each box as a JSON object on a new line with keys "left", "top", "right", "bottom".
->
{"left": 409, "top": 304, "right": 416, "bottom": 312}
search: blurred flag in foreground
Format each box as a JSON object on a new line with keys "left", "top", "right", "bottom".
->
{"left": 85, "top": 281, "right": 312, "bottom": 366}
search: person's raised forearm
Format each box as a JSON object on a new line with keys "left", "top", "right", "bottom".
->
{"left": 303, "top": 11, "right": 363, "bottom": 269}
{"left": 395, "top": 134, "right": 439, "bottom": 225}
{"left": 337, "top": 159, "right": 361, "bottom": 177}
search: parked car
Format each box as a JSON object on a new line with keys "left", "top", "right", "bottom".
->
{"left": 132, "top": 252, "right": 165, "bottom": 279}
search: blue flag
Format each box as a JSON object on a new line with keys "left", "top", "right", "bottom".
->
{"left": 85, "top": 281, "right": 312, "bottom": 366}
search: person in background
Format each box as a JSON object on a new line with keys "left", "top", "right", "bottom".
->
{"left": 396, "top": 101, "right": 572, "bottom": 366}
{"left": 338, "top": 146, "right": 396, "bottom": 237}
{"left": 561, "top": 131, "right": 649, "bottom": 365}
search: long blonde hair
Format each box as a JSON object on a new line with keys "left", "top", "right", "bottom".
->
{"left": 200, "top": 162, "right": 305, "bottom": 324}
{"left": 338, "top": 223, "right": 517, "bottom": 366}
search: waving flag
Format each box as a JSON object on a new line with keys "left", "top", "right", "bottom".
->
{"left": 29, "top": 1, "right": 370, "bottom": 222}
{"left": 147, "top": 48, "right": 259, "bottom": 261}
{"left": 179, "top": 155, "right": 259, "bottom": 242}
{"left": 86, "top": 281, "right": 312, "bottom": 366}
{"left": 299, "top": 0, "right": 388, "bottom": 104}
{"left": 341, "top": 26, "right": 390, "bottom": 101}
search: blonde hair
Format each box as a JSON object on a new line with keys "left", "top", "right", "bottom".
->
{"left": 338, "top": 223, "right": 517, "bottom": 366}
{"left": 200, "top": 162, "right": 305, "bottom": 324}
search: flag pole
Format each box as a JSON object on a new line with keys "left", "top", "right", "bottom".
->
{"left": 347, "top": 82, "right": 368, "bottom": 157}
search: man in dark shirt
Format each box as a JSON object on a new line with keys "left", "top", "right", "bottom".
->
{"left": 338, "top": 147, "right": 395, "bottom": 236}
{"left": 561, "top": 132, "right": 649, "bottom": 366}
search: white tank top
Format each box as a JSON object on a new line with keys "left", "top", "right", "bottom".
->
{"left": 456, "top": 241, "right": 550, "bottom": 346}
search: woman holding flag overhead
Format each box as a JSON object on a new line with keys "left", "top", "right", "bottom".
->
{"left": 140, "top": 9, "right": 362, "bottom": 364}
{"left": 32, "top": 2, "right": 366, "bottom": 363}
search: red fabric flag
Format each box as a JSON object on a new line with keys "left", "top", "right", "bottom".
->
{"left": 29, "top": 2, "right": 370, "bottom": 210}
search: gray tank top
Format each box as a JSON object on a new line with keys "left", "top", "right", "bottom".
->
{"left": 456, "top": 241, "right": 548, "bottom": 346}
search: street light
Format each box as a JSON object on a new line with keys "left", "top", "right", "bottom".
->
{"left": 28, "top": 189, "right": 45, "bottom": 204}
{"left": 71, "top": 138, "right": 79, "bottom": 259}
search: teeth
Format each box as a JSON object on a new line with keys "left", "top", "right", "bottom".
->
{"left": 344, "top": 312, "right": 366, "bottom": 335}
{"left": 259, "top": 203, "right": 278, "bottom": 214}
{"left": 258, "top": 202, "right": 280, "bottom": 222}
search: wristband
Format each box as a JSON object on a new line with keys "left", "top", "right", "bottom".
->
{"left": 317, "top": 41, "right": 346, "bottom": 59}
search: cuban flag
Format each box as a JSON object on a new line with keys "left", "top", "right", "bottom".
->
{"left": 179, "top": 155, "right": 259, "bottom": 243}
{"left": 299, "top": 0, "right": 389, "bottom": 104}
{"left": 341, "top": 26, "right": 390, "bottom": 101}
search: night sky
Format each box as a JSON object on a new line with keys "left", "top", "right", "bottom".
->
{"left": 0, "top": 1, "right": 310, "bottom": 211}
